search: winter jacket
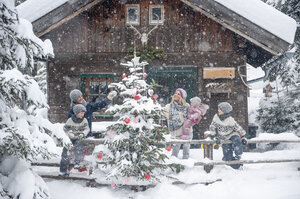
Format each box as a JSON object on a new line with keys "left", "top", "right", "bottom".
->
{"left": 165, "top": 102, "right": 191, "bottom": 137}
{"left": 208, "top": 114, "right": 246, "bottom": 140}
{"left": 67, "top": 98, "right": 110, "bottom": 136}
{"left": 64, "top": 115, "right": 89, "bottom": 140}
{"left": 187, "top": 104, "right": 208, "bottom": 121}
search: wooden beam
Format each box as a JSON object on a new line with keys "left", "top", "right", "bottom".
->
{"left": 194, "top": 158, "right": 300, "bottom": 166}
{"left": 35, "top": 0, "right": 103, "bottom": 37}
{"left": 180, "top": 0, "right": 290, "bottom": 55}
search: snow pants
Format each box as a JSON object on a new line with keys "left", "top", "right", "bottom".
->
{"left": 60, "top": 139, "right": 84, "bottom": 173}
{"left": 222, "top": 135, "right": 243, "bottom": 169}
{"left": 182, "top": 119, "right": 195, "bottom": 135}
{"left": 172, "top": 143, "right": 190, "bottom": 159}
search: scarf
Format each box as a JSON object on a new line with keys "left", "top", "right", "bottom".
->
{"left": 71, "top": 115, "right": 84, "bottom": 123}
{"left": 218, "top": 112, "right": 231, "bottom": 121}
{"left": 169, "top": 102, "right": 188, "bottom": 131}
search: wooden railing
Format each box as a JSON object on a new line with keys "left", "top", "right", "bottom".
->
{"left": 82, "top": 138, "right": 300, "bottom": 173}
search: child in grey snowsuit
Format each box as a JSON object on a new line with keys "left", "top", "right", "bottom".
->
{"left": 207, "top": 102, "right": 247, "bottom": 169}
{"left": 181, "top": 97, "right": 209, "bottom": 139}
{"left": 59, "top": 104, "right": 90, "bottom": 176}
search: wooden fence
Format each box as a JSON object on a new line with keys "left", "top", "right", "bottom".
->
{"left": 82, "top": 138, "right": 300, "bottom": 173}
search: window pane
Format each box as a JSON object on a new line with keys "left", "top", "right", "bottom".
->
{"left": 152, "top": 7, "right": 161, "bottom": 20}
{"left": 128, "top": 8, "right": 138, "bottom": 22}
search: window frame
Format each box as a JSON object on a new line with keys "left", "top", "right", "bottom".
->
{"left": 125, "top": 4, "right": 140, "bottom": 25}
{"left": 80, "top": 73, "right": 117, "bottom": 118}
{"left": 149, "top": 5, "right": 164, "bottom": 25}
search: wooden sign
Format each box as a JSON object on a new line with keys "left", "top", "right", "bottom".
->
{"left": 203, "top": 67, "right": 235, "bottom": 79}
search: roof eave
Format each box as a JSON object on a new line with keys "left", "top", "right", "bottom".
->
{"left": 181, "top": 0, "right": 292, "bottom": 55}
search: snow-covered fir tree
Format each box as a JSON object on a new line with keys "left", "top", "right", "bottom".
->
{"left": 257, "top": 0, "right": 300, "bottom": 135}
{"left": 0, "top": 1, "right": 66, "bottom": 198}
{"left": 93, "top": 55, "right": 176, "bottom": 182}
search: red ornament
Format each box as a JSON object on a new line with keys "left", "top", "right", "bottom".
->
{"left": 97, "top": 153, "right": 103, "bottom": 159}
{"left": 132, "top": 73, "right": 135, "bottom": 76}
{"left": 78, "top": 168, "right": 87, "bottom": 172}
{"left": 153, "top": 94, "right": 158, "bottom": 100}
{"left": 145, "top": 173, "right": 151, "bottom": 180}
{"left": 166, "top": 146, "right": 172, "bottom": 151}
{"left": 122, "top": 74, "right": 126, "bottom": 79}
{"left": 134, "top": 95, "right": 140, "bottom": 100}
{"left": 125, "top": 118, "right": 130, "bottom": 124}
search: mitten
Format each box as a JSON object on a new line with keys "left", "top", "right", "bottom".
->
{"left": 181, "top": 134, "right": 189, "bottom": 140}
{"left": 241, "top": 136, "right": 247, "bottom": 145}
{"left": 214, "top": 137, "right": 221, "bottom": 145}
{"left": 78, "top": 133, "right": 85, "bottom": 141}
{"left": 107, "top": 91, "right": 117, "bottom": 100}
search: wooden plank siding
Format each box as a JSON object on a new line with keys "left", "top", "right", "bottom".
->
{"left": 43, "top": 0, "right": 248, "bottom": 137}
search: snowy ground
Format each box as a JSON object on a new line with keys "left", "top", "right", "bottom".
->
{"left": 44, "top": 143, "right": 300, "bottom": 199}
{"left": 40, "top": 65, "right": 300, "bottom": 199}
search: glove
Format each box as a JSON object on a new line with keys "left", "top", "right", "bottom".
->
{"left": 241, "top": 136, "right": 247, "bottom": 145}
{"left": 78, "top": 133, "right": 85, "bottom": 141}
{"left": 214, "top": 137, "right": 221, "bottom": 145}
{"left": 107, "top": 91, "right": 117, "bottom": 100}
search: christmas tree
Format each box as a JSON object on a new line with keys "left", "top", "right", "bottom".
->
{"left": 93, "top": 54, "right": 173, "bottom": 182}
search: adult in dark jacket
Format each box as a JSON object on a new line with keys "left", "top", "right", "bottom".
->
{"left": 67, "top": 89, "right": 117, "bottom": 137}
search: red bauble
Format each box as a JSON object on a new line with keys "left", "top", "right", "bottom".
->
{"left": 122, "top": 74, "right": 126, "bottom": 79}
{"left": 132, "top": 73, "right": 135, "bottom": 76}
{"left": 145, "top": 173, "right": 151, "bottom": 180}
{"left": 97, "top": 154, "right": 103, "bottom": 159}
{"left": 134, "top": 95, "right": 140, "bottom": 100}
{"left": 153, "top": 94, "right": 158, "bottom": 100}
{"left": 166, "top": 146, "right": 172, "bottom": 151}
{"left": 125, "top": 118, "right": 130, "bottom": 124}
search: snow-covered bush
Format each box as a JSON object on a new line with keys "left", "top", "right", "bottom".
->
{"left": 0, "top": 1, "right": 66, "bottom": 198}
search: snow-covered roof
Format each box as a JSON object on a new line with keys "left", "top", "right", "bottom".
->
{"left": 16, "top": 0, "right": 68, "bottom": 22}
{"left": 17, "top": 0, "right": 296, "bottom": 55}
{"left": 215, "top": 0, "right": 296, "bottom": 44}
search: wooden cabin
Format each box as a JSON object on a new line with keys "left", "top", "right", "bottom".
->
{"left": 20, "top": 0, "right": 295, "bottom": 138}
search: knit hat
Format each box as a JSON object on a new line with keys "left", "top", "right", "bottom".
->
{"left": 218, "top": 102, "right": 233, "bottom": 114}
{"left": 176, "top": 88, "right": 187, "bottom": 99}
{"left": 190, "top": 97, "right": 201, "bottom": 107}
{"left": 73, "top": 104, "right": 86, "bottom": 115}
{"left": 70, "top": 89, "right": 82, "bottom": 102}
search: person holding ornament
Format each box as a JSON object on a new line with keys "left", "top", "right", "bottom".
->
{"left": 59, "top": 104, "right": 89, "bottom": 176}
{"left": 67, "top": 89, "right": 117, "bottom": 137}
{"left": 164, "top": 88, "right": 191, "bottom": 159}
{"left": 181, "top": 96, "right": 209, "bottom": 140}
{"left": 206, "top": 102, "right": 247, "bottom": 169}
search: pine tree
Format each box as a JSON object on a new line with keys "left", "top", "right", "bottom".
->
{"left": 0, "top": 1, "right": 59, "bottom": 198}
{"left": 257, "top": 0, "right": 300, "bottom": 134}
{"left": 93, "top": 55, "right": 175, "bottom": 182}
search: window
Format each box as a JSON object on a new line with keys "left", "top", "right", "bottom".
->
{"left": 149, "top": 5, "right": 164, "bottom": 25}
{"left": 80, "top": 73, "right": 117, "bottom": 117}
{"left": 125, "top": 4, "right": 140, "bottom": 25}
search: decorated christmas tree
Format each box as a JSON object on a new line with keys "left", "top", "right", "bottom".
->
{"left": 93, "top": 54, "right": 172, "bottom": 183}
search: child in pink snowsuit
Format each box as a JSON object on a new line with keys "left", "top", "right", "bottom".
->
{"left": 181, "top": 97, "right": 208, "bottom": 139}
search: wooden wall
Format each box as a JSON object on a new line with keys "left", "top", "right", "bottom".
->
{"left": 43, "top": 0, "right": 248, "bottom": 136}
